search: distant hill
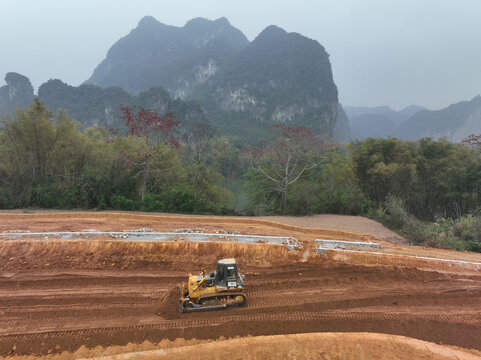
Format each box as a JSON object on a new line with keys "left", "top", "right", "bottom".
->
{"left": 398, "top": 96, "right": 481, "bottom": 141}
{"left": 86, "top": 16, "right": 340, "bottom": 142}
{"left": 347, "top": 98, "right": 481, "bottom": 142}
{"left": 1, "top": 17, "right": 342, "bottom": 144}
{"left": 38, "top": 79, "right": 131, "bottom": 128}
{"left": 345, "top": 105, "right": 425, "bottom": 139}
{"left": 345, "top": 105, "right": 424, "bottom": 126}
{"left": 0, "top": 72, "right": 34, "bottom": 115}
{"left": 37, "top": 78, "right": 210, "bottom": 134}
{"left": 0, "top": 73, "right": 210, "bottom": 137}
{"left": 348, "top": 113, "right": 397, "bottom": 139}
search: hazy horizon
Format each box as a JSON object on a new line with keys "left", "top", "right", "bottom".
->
{"left": 2, "top": 0, "right": 481, "bottom": 110}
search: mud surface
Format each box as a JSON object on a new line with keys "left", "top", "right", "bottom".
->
{"left": 0, "top": 212, "right": 480, "bottom": 357}
{"left": 1, "top": 262, "right": 480, "bottom": 356}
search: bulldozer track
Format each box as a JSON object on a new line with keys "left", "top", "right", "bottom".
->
{"left": 245, "top": 285, "right": 467, "bottom": 300}
{"left": 246, "top": 291, "right": 478, "bottom": 312}
{"left": 1, "top": 310, "right": 475, "bottom": 341}
{"left": 0, "top": 278, "right": 180, "bottom": 287}
{"left": 0, "top": 290, "right": 166, "bottom": 302}
{"left": 247, "top": 276, "right": 350, "bottom": 285}
{"left": 246, "top": 276, "right": 388, "bottom": 287}
{"left": 3, "top": 286, "right": 477, "bottom": 337}
{"left": 246, "top": 294, "right": 371, "bottom": 309}
{"left": 0, "top": 208, "right": 480, "bottom": 356}
{"left": 0, "top": 301, "right": 159, "bottom": 313}
{"left": 5, "top": 296, "right": 475, "bottom": 327}
{"left": 0, "top": 279, "right": 480, "bottom": 356}
{"left": 0, "top": 268, "right": 481, "bottom": 343}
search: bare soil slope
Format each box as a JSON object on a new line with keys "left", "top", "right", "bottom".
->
{"left": 263, "top": 214, "right": 406, "bottom": 244}
{"left": 6, "top": 333, "right": 481, "bottom": 360}
{"left": 0, "top": 211, "right": 480, "bottom": 358}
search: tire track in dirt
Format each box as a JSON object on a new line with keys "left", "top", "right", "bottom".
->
{"left": 1, "top": 310, "right": 477, "bottom": 339}
{"left": 0, "top": 280, "right": 180, "bottom": 290}
{"left": 1, "top": 210, "right": 480, "bottom": 356}
{"left": 0, "top": 290, "right": 167, "bottom": 300}
{"left": 0, "top": 301, "right": 159, "bottom": 313}
{"left": 2, "top": 264, "right": 480, "bottom": 356}
{"left": 4, "top": 287, "right": 477, "bottom": 331}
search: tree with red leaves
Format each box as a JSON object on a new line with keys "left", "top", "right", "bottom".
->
{"left": 111, "top": 106, "right": 180, "bottom": 199}
{"left": 118, "top": 106, "right": 179, "bottom": 148}
{"left": 462, "top": 133, "right": 481, "bottom": 147}
{"left": 246, "top": 125, "right": 329, "bottom": 214}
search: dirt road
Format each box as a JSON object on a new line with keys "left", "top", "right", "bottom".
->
{"left": 0, "top": 211, "right": 480, "bottom": 357}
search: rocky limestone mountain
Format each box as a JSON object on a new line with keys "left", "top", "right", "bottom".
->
{"left": 37, "top": 78, "right": 210, "bottom": 133}
{"left": 332, "top": 104, "right": 351, "bottom": 142}
{"left": 0, "top": 72, "right": 34, "bottom": 115}
{"left": 86, "top": 16, "right": 340, "bottom": 142}
{"left": 87, "top": 16, "right": 249, "bottom": 97}
{"left": 38, "top": 79, "right": 132, "bottom": 128}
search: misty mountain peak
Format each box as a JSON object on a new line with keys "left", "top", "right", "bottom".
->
{"left": 87, "top": 16, "right": 249, "bottom": 94}
{"left": 84, "top": 17, "right": 339, "bottom": 140}
{"left": 5, "top": 72, "right": 33, "bottom": 92}
{"left": 184, "top": 17, "right": 213, "bottom": 28}
{"left": 400, "top": 105, "right": 425, "bottom": 116}
{"left": 214, "top": 17, "right": 230, "bottom": 25}
{"left": 184, "top": 16, "right": 231, "bottom": 29}
{"left": 0, "top": 72, "right": 34, "bottom": 114}
{"left": 137, "top": 15, "right": 161, "bottom": 28}
{"left": 256, "top": 25, "right": 287, "bottom": 41}
{"left": 182, "top": 17, "right": 248, "bottom": 49}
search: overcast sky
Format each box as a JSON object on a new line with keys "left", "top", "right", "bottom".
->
{"left": 2, "top": 0, "right": 480, "bottom": 110}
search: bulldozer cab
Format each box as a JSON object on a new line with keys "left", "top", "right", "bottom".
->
{"left": 216, "top": 258, "right": 240, "bottom": 289}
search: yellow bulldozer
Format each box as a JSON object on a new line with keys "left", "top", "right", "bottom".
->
{"left": 179, "top": 258, "right": 246, "bottom": 313}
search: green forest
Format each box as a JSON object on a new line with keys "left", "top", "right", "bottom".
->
{"left": 1, "top": 100, "right": 481, "bottom": 252}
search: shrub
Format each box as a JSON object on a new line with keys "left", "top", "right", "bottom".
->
{"left": 110, "top": 194, "right": 136, "bottom": 211}
{"left": 467, "top": 241, "right": 481, "bottom": 252}
{"left": 97, "top": 198, "right": 107, "bottom": 210}
{"left": 141, "top": 194, "right": 164, "bottom": 212}
{"left": 453, "top": 215, "right": 481, "bottom": 240}
{"left": 30, "top": 184, "right": 59, "bottom": 208}
{"left": 161, "top": 186, "right": 194, "bottom": 213}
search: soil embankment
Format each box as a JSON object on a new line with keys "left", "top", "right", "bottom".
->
{"left": 0, "top": 212, "right": 480, "bottom": 358}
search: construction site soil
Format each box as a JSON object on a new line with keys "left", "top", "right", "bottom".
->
{"left": 0, "top": 211, "right": 480, "bottom": 359}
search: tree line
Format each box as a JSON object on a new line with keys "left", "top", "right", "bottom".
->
{"left": 0, "top": 99, "right": 234, "bottom": 213}
{"left": 1, "top": 100, "right": 481, "bottom": 251}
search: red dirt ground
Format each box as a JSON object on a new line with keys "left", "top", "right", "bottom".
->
{"left": 0, "top": 211, "right": 480, "bottom": 358}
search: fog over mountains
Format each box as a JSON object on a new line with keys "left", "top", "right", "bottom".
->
{"left": 0, "top": 16, "right": 345, "bottom": 144}
{"left": 347, "top": 96, "right": 481, "bottom": 142}
{"left": 0, "top": 16, "right": 480, "bottom": 143}
{"left": 87, "top": 16, "right": 249, "bottom": 96}
{"left": 85, "top": 16, "right": 341, "bottom": 142}
{"left": 346, "top": 105, "right": 426, "bottom": 140}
